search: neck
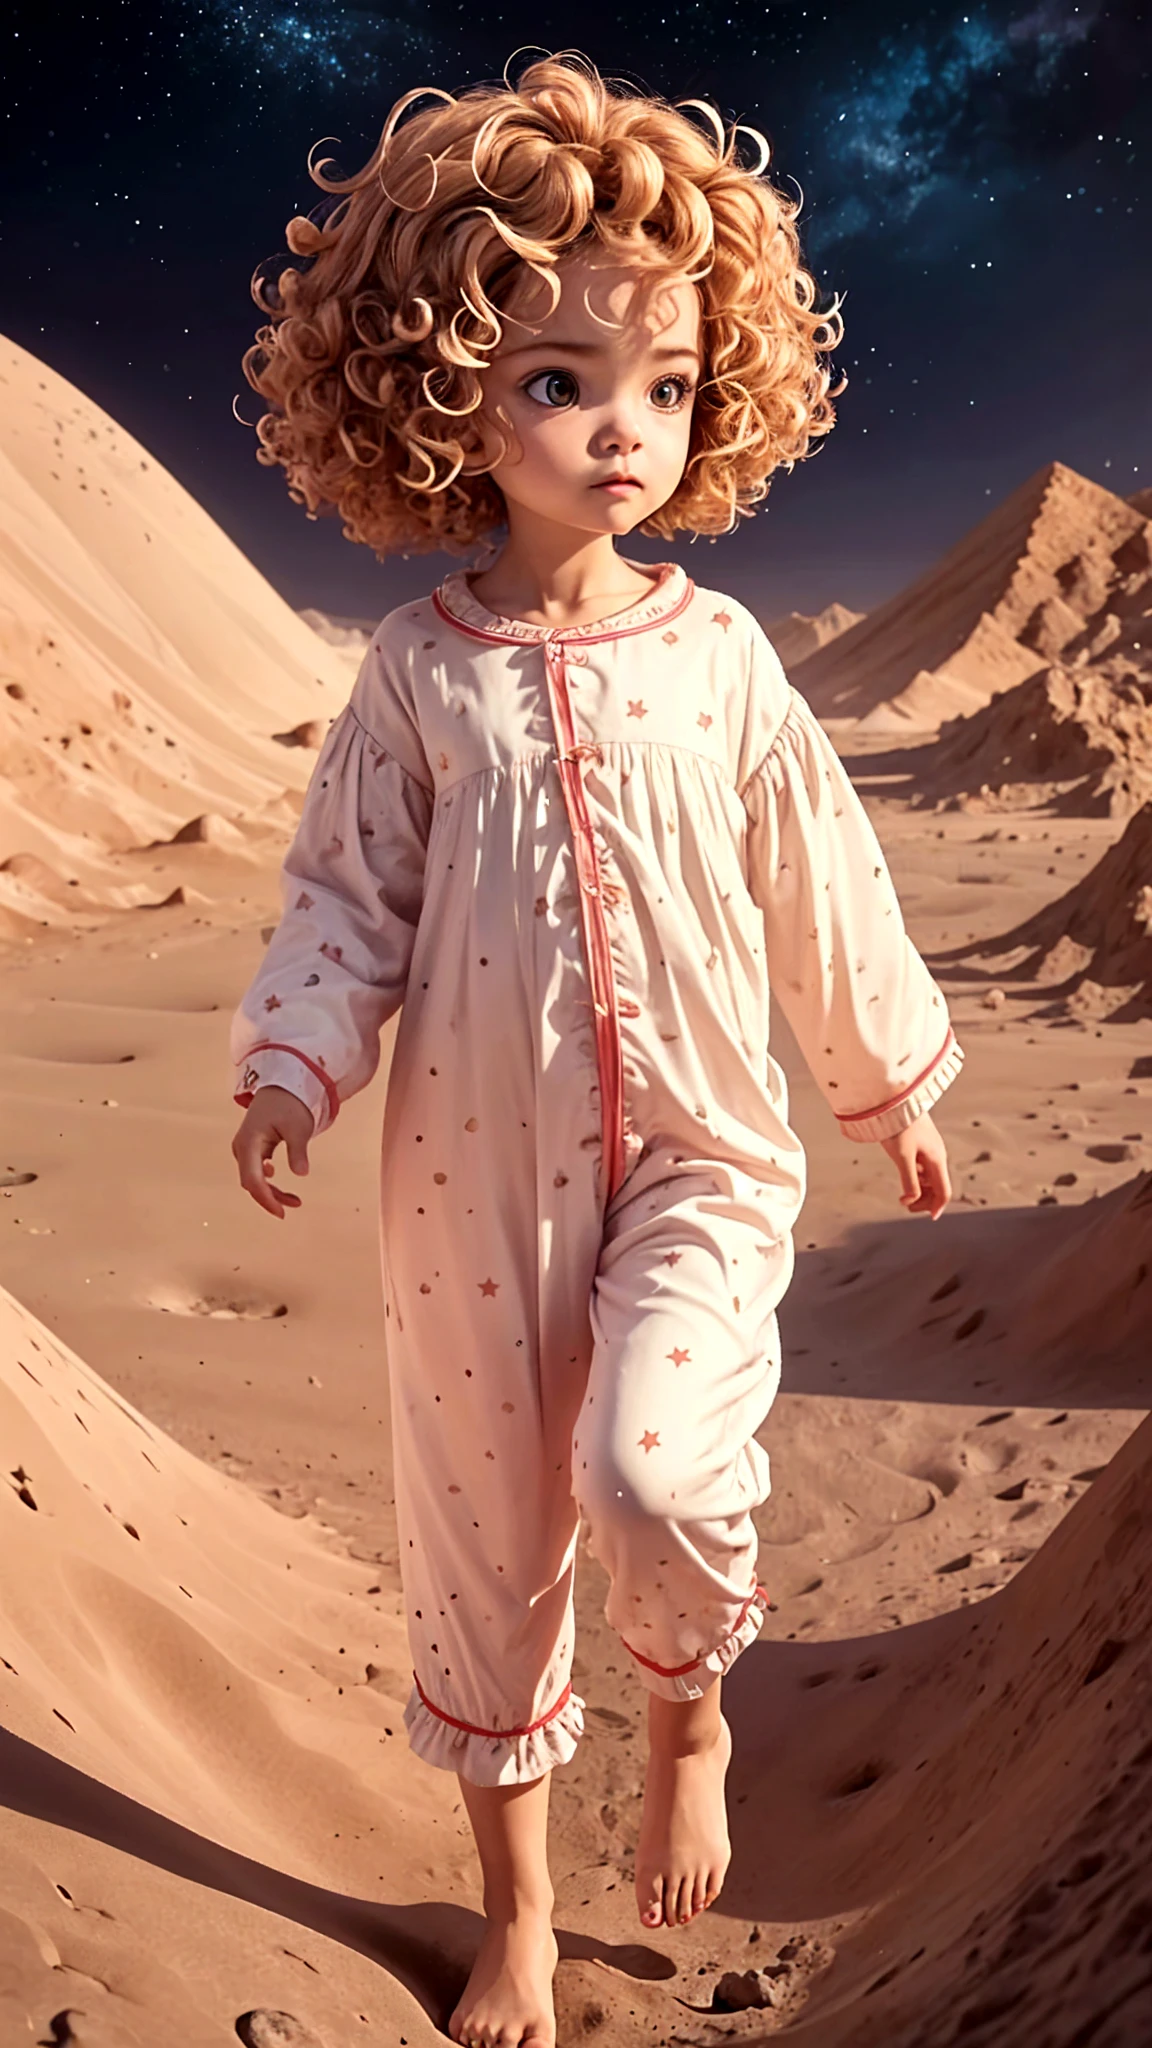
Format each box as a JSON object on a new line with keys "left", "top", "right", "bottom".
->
{"left": 475, "top": 520, "right": 650, "bottom": 621}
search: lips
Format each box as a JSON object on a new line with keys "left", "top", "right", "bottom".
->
{"left": 595, "top": 477, "right": 641, "bottom": 488}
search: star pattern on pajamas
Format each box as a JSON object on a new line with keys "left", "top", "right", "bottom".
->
{"left": 228, "top": 555, "right": 965, "bottom": 1787}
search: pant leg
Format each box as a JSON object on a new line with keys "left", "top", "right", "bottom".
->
{"left": 572, "top": 1148, "right": 793, "bottom": 1702}
{"left": 382, "top": 1122, "right": 604, "bottom": 1788}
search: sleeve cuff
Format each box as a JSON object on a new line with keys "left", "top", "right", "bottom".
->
{"left": 233, "top": 1044, "right": 338, "bottom": 1134}
{"left": 835, "top": 1030, "right": 965, "bottom": 1143}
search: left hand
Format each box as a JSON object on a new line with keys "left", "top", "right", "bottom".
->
{"left": 878, "top": 1111, "right": 952, "bottom": 1220}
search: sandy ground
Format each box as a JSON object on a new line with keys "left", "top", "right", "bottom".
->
{"left": 2, "top": 336, "right": 1151, "bottom": 2043}
{"left": 2, "top": 772, "right": 1150, "bottom": 2046}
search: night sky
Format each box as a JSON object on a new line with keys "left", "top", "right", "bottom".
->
{"left": 6, "top": 0, "right": 1151, "bottom": 626}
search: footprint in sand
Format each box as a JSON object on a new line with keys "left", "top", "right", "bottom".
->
{"left": 147, "top": 1287, "right": 288, "bottom": 1320}
{"left": 19, "top": 1049, "right": 136, "bottom": 1067}
{"left": 8, "top": 1466, "right": 37, "bottom": 1509}
{"left": 831, "top": 1759, "right": 888, "bottom": 1798}
{"left": 236, "top": 2016, "right": 325, "bottom": 2048}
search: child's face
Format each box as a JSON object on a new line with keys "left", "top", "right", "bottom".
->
{"left": 475, "top": 250, "right": 701, "bottom": 537}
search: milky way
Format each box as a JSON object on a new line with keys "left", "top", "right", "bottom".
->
{"left": 10, "top": 0, "right": 1150, "bottom": 620}
{"left": 801, "top": 0, "right": 1117, "bottom": 253}
{"left": 188, "top": 1, "right": 437, "bottom": 88}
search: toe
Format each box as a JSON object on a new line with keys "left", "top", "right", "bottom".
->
{"left": 638, "top": 1872, "right": 665, "bottom": 1927}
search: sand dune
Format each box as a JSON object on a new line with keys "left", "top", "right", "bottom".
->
{"left": 934, "top": 799, "right": 1152, "bottom": 1024}
{"left": 297, "top": 608, "right": 377, "bottom": 654}
{"left": 0, "top": 336, "right": 363, "bottom": 933}
{"left": 4, "top": 335, "right": 1152, "bottom": 2040}
{"left": 0, "top": 1280, "right": 468, "bottom": 2046}
{"left": 892, "top": 654, "right": 1152, "bottom": 820}
{"left": 3, "top": 1142, "right": 1148, "bottom": 2040}
{"left": 789, "top": 462, "right": 1152, "bottom": 731}
{"left": 759, "top": 601, "right": 865, "bottom": 671}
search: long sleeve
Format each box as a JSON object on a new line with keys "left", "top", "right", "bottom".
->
{"left": 742, "top": 683, "right": 964, "bottom": 1143}
{"left": 230, "top": 671, "right": 434, "bottom": 1136}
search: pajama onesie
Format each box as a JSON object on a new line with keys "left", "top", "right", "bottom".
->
{"left": 231, "top": 558, "right": 965, "bottom": 1787}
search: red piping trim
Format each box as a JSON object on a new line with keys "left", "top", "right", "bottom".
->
{"left": 430, "top": 565, "right": 693, "bottom": 649}
{"left": 544, "top": 640, "right": 628, "bottom": 1207}
{"left": 431, "top": 571, "right": 694, "bottom": 1212}
{"left": 834, "top": 1025, "right": 958, "bottom": 1124}
{"left": 235, "top": 1041, "right": 341, "bottom": 1126}
{"left": 622, "top": 1584, "right": 770, "bottom": 1677}
{"left": 412, "top": 1671, "right": 574, "bottom": 1740}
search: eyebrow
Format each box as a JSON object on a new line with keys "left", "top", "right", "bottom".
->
{"left": 501, "top": 338, "right": 702, "bottom": 365}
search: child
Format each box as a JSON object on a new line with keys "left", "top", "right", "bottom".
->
{"left": 230, "top": 51, "right": 962, "bottom": 2048}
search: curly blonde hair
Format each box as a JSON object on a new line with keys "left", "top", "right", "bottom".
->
{"left": 240, "top": 49, "right": 846, "bottom": 557}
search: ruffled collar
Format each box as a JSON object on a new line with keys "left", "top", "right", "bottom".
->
{"left": 435, "top": 557, "right": 691, "bottom": 643}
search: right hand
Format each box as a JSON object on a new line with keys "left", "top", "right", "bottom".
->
{"left": 232, "top": 1085, "right": 315, "bottom": 1219}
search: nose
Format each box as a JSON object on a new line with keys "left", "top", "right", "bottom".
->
{"left": 593, "top": 401, "right": 645, "bottom": 458}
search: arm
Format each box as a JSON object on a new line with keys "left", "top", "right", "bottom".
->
{"left": 230, "top": 674, "right": 434, "bottom": 1137}
{"left": 742, "top": 682, "right": 964, "bottom": 1144}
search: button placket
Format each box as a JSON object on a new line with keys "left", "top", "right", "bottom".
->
{"left": 542, "top": 637, "right": 626, "bottom": 1207}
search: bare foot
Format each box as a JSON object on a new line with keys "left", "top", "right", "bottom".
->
{"left": 448, "top": 1908, "right": 559, "bottom": 2048}
{"left": 635, "top": 1711, "right": 733, "bottom": 1929}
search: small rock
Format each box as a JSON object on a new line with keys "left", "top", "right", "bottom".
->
{"left": 236, "top": 2013, "right": 324, "bottom": 2048}
{"left": 272, "top": 720, "right": 325, "bottom": 749}
{"left": 1086, "top": 1142, "right": 1135, "bottom": 1163}
{"left": 980, "top": 987, "right": 1006, "bottom": 1008}
{"left": 1054, "top": 1172, "right": 1078, "bottom": 1186}
{"left": 713, "top": 1967, "right": 786, "bottom": 2012}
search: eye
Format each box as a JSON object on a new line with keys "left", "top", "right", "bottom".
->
{"left": 650, "top": 374, "right": 694, "bottom": 413}
{"left": 519, "top": 370, "right": 696, "bottom": 413}
{"left": 522, "top": 370, "right": 579, "bottom": 409}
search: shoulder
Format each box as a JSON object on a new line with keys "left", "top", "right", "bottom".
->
{"left": 688, "top": 584, "right": 788, "bottom": 687}
{"left": 343, "top": 596, "right": 437, "bottom": 787}
{"left": 687, "top": 584, "right": 793, "bottom": 785}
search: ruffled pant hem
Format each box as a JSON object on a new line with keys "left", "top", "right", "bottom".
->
{"left": 403, "top": 1679, "right": 586, "bottom": 1787}
{"left": 624, "top": 1583, "right": 770, "bottom": 1703}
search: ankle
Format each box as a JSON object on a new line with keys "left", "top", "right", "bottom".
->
{"left": 481, "top": 1887, "right": 556, "bottom": 1926}
{"left": 647, "top": 1693, "right": 725, "bottom": 1758}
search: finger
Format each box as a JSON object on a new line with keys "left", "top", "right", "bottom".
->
{"left": 241, "top": 1170, "right": 285, "bottom": 1216}
{"left": 233, "top": 1138, "right": 279, "bottom": 1213}
{"left": 914, "top": 1156, "right": 948, "bottom": 1219}
{"left": 284, "top": 1130, "right": 311, "bottom": 1176}
{"left": 236, "top": 1145, "right": 290, "bottom": 1217}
